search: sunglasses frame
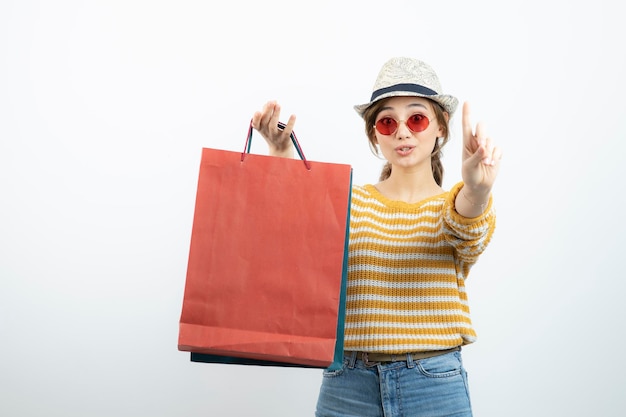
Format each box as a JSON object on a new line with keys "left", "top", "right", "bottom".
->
{"left": 374, "top": 113, "right": 431, "bottom": 136}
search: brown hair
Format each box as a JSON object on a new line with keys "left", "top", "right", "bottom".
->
{"left": 362, "top": 98, "right": 451, "bottom": 185}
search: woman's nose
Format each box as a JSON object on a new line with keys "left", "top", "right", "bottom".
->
{"left": 395, "top": 120, "right": 412, "bottom": 138}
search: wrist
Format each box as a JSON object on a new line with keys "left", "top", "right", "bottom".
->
{"left": 462, "top": 190, "right": 488, "bottom": 210}
{"left": 461, "top": 186, "right": 490, "bottom": 209}
{"left": 269, "top": 145, "right": 295, "bottom": 158}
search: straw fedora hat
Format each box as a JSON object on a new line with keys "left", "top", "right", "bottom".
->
{"left": 354, "top": 57, "right": 459, "bottom": 118}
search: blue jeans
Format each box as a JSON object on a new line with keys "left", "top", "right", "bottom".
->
{"left": 315, "top": 350, "right": 472, "bottom": 417}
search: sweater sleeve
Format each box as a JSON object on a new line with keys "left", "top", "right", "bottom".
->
{"left": 442, "top": 181, "right": 496, "bottom": 274}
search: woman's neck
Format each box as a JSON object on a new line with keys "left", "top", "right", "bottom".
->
{"left": 375, "top": 166, "right": 443, "bottom": 204}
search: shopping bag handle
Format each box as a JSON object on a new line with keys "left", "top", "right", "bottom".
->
{"left": 242, "top": 120, "right": 312, "bottom": 170}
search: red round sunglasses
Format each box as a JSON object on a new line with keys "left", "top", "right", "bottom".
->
{"left": 375, "top": 113, "right": 430, "bottom": 135}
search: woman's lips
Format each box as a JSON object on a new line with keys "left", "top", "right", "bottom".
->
{"left": 395, "top": 145, "right": 415, "bottom": 156}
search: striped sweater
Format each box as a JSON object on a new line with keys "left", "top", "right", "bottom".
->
{"left": 344, "top": 181, "right": 496, "bottom": 353}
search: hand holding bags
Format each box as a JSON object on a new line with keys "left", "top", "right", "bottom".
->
{"left": 178, "top": 122, "right": 352, "bottom": 369}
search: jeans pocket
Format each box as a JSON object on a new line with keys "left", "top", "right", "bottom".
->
{"left": 416, "top": 352, "right": 463, "bottom": 378}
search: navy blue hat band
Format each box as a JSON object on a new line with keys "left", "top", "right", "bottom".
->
{"left": 370, "top": 83, "right": 438, "bottom": 101}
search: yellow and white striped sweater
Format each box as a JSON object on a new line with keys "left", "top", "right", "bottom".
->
{"left": 344, "top": 181, "right": 496, "bottom": 353}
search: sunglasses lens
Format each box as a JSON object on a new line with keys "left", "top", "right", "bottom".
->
{"left": 375, "top": 114, "right": 430, "bottom": 135}
{"left": 407, "top": 114, "right": 429, "bottom": 132}
{"left": 375, "top": 117, "right": 398, "bottom": 135}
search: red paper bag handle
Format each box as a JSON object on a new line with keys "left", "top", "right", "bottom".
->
{"left": 242, "top": 120, "right": 312, "bottom": 170}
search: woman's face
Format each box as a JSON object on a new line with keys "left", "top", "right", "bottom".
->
{"left": 373, "top": 96, "right": 445, "bottom": 173}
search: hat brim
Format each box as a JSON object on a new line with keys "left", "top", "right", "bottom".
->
{"left": 354, "top": 91, "right": 459, "bottom": 118}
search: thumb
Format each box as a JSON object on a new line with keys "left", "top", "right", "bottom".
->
{"left": 465, "top": 144, "right": 487, "bottom": 167}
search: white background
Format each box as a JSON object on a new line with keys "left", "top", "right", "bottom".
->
{"left": 1, "top": 1, "right": 625, "bottom": 416}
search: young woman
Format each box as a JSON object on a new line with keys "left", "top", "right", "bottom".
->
{"left": 252, "top": 57, "right": 501, "bottom": 417}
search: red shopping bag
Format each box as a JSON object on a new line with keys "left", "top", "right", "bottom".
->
{"left": 178, "top": 121, "right": 352, "bottom": 369}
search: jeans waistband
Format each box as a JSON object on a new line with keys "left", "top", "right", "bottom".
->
{"left": 344, "top": 347, "right": 460, "bottom": 365}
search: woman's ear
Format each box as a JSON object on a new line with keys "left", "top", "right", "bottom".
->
{"left": 438, "top": 111, "right": 450, "bottom": 136}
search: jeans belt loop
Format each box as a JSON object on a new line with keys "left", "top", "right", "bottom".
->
{"left": 347, "top": 351, "right": 358, "bottom": 368}
{"left": 406, "top": 352, "right": 416, "bottom": 368}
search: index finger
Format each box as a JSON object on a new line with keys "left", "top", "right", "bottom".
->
{"left": 462, "top": 101, "right": 474, "bottom": 142}
{"left": 279, "top": 114, "right": 297, "bottom": 136}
